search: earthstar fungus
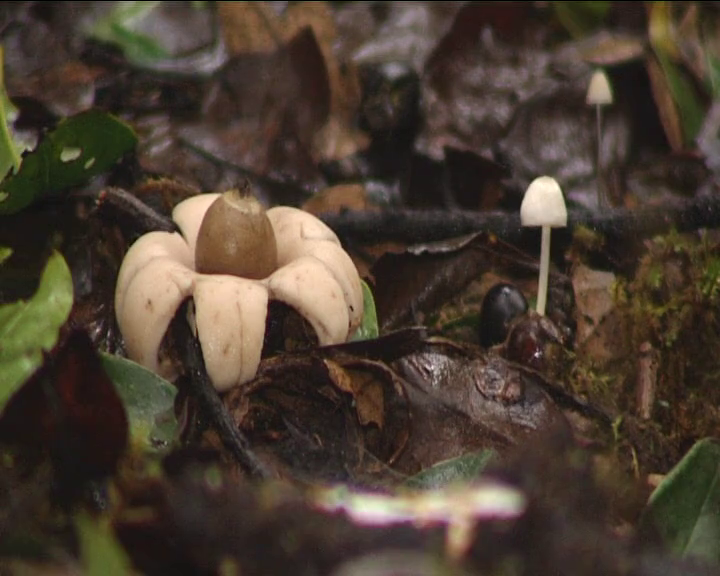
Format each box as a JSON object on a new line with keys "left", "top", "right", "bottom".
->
{"left": 115, "top": 190, "right": 364, "bottom": 392}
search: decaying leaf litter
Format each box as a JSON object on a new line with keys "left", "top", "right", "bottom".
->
{"left": 1, "top": 2, "right": 720, "bottom": 574}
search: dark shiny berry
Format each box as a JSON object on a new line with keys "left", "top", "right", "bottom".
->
{"left": 478, "top": 283, "right": 528, "bottom": 348}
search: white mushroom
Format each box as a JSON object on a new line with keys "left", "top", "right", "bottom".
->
{"left": 115, "top": 190, "right": 364, "bottom": 391}
{"left": 586, "top": 69, "right": 612, "bottom": 107}
{"left": 519, "top": 176, "right": 567, "bottom": 317}
{"left": 586, "top": 69, "right": 613, "bottom": 207}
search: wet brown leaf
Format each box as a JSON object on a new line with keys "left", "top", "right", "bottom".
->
{"left": 417, "top": 3, "right": 555, "bottom": 162}
{"left": 393, "top": 339, "right": 570, "bottom": 472}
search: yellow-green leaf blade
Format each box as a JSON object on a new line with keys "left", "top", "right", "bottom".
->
{"left": 0, "top": 251, "right": 73, "bottom": 409}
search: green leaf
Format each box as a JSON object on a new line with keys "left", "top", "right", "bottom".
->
{"left": 0, "top": 46, "right": 24, "bottom": 180}
{"left": 351, "top": 279, "right": 379, "bottom": 341}
{"left": 0, "top": 251, "right": 73, "bottom": 410}
{"left": 403, "top": 450, "right": 496, "bottom": 490}
{"left": 0, "top": 246, "right": 11, "bottom": 266}
{"left": 552, "top": 1, "right": 611, "bottom": 39}
{"left": 100, "top": 353, "right": 178, "bottom": 452}
{"left": 75, "top": 511, "right": 132, "bottom": 576}
{"left": 648, "top": 2, "right": 706, "bottom": 145}
{"left": 707, "top": 55, "right": 720, "bottom": 99}
{"left": 639, "top": 438, "right": 720, "bottom": 564}
{"left": 655, "top": 51, "right": 706, "bottom": 145}
{"left": 0, "top": 110, "right": 137, "bottom": 215}
{"left": 87, "top": 1, "right": 171, "bottom": 66}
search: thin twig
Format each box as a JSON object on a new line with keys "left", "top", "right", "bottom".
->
{"left": 73, "top": 186, "right": 178, "bottom": 234}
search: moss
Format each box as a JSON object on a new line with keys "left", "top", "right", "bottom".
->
{"left": 572, "top": 228, "right": 720, "bottom": 473}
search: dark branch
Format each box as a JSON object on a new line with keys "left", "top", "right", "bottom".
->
{"left": 178, "top": 311, "right": 272, "bottom": 479}
{"left": 318, "top": 194, "right": 720, "bottom": 245}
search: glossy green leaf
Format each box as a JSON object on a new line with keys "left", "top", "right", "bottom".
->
{"left": 639, "top": 438, "right": 720, "bottom": 564}
{"left": 0, "top": 251, "right": 73, "bottom": 410}
{"left": 88, "top": 1, "right": 170, "bottom": 65}
{"left": 0, "top": 110, "right": 137, "bottom": 215}
{"left": 404, "top": 450, "right": 496, "bottom": 490}
{"left": 100, "top": 353, "right": 178, "bottom": 452}
{"left": 76, "top": 512, "right": 132, "bottom": 576}
{"left": 351, "top": 280, "right": 379, "bottom": 341}
{"left": 0, "top": 46, "right": 24, "bottom": 180}
{"left": 552, "top": 1, "right": 611, "bottom": 39}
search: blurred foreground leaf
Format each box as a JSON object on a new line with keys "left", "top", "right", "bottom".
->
{"left": 87, "top": 1, "right": 170, "bottom": 65}
{"left": 552, "top": 1, "right": 611, "bottom": 39}
{"left": 655, "top": 52, "right": 705, "bottom": 145}
{"left": 0, "top": 246, "right": 11, "bottom": 266}
{"left": 0, "top": 110, "right": 137, "bottom": 215}
{"left": 639, "top": 438, "right": 720, "bottom": 565}
{"left": 100, "top": 353, "right": 178, "bottom": 452}
{"left": 0, "top": 251, "right": 73, "bottom": 410}
{"left": 76, "top": 511, "right": 132, "bottom": 576}
{"left": 649, "top": 2, "right": 706, "bottom": 146}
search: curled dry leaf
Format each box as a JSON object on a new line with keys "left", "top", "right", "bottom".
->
{"left": 222, "top": 354, "right": 409, "bottom": 482}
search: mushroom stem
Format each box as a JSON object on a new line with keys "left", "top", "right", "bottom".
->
{"left": 595, "top": 104, "right": 605, "bottom": 207}
{"left": 536, "top": 225, "right": 551, "bottom": 316}
{"left": 586, "top": 70, "right": 613, "bottom": 208}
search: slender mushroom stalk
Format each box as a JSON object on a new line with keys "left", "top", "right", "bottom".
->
{"left": 520, "top": 176, "right": 567, "bottom": 316}
{"left": 586, "top": 69, "right": 613, "bottom": 208}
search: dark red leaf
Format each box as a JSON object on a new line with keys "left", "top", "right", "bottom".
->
{"left": 0, "top": 329, "right": 128, "bottom": 481}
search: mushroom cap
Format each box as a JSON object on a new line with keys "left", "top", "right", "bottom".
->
{"left": 586, "top": 69, "right": 613, "bottom": 106}
{"left": 520, "top": 176, "right": 567, "bottom": 228}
